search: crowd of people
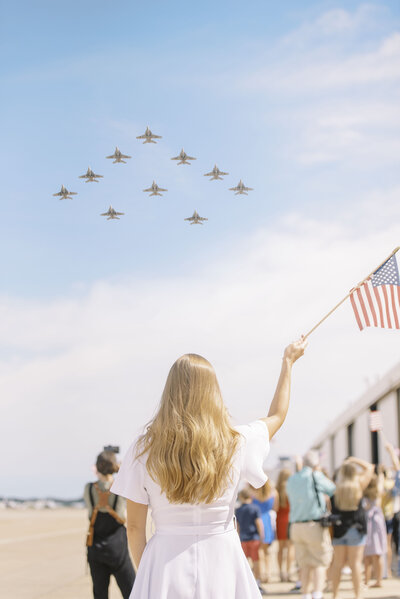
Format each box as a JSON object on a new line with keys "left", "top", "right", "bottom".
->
{"left": 235, "top": 443, "right": 400, "bottom": 598}
{"left": 80, "top": 343, "right": 400, "bottom": 599}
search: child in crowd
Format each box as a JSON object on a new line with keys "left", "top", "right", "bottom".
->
{"left": 236, "top": 488, "right": 266, "bottom": 595}
{"left": 364, "top": 475, "right": 387, "bottom": 587}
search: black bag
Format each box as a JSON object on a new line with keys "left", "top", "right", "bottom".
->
{"left": 88, "top": 522, "right": 128, "bottom": 569}
{"left": 87, "top": 483, "right": 127, "bottom": 569}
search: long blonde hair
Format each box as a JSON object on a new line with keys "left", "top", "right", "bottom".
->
{"left": 136, "top": 354, "right": 240, "bottom": 504}
{"left": 364, "top": 475, "right": 379, "bottom": 502}
{"left": 251, "top": 480, "right": 273, "bottom": 501}
{"left": 335, "top": 462, "right": 362, "bottom": 510}
{"left": 276, "top": 468, "right": 291, "bottom": 508}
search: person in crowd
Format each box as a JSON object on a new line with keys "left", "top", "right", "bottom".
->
{"left": 236, "top": 488, "right": 266, "bottom": 595}
{"left": 383, "top": 440, "right": 400, "bottom": 576}
{"left": 251, "top": 479, "right": 279, "bottom": 583}
{"left": 364, "top": 475, "right": 388, "bottom": 587}
{"left": 110, "top": 339, "right": 307, "bottom": 598}
{"left": 276, "top": 468, "right": 294, "bottom": 582}
{"left": 84, "top": 450, "right": 135, "bottom": 599}
{"left": 287, "top": 450, "right": 335, "bottom": 599}
{"left": 330, "top": 456, "right": 374, "bottom": 599}
{"left": 380, "top": 466, "right": 395, "bottom": 577}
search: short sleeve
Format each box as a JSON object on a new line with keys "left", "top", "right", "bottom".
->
{"left": 111, "top": 442, "right": 149, "bottom": 505}
{"left": 236, "top": 420, "right": 270, "bottom": 488}
{"left": 253, "top": 504, "right": 262, "bottom": 519}
{"left": 314, "top": 471, "right": 336, "bottom": 497}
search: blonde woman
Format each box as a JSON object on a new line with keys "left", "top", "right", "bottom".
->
{"left": 111, "top": 339, "right": 307, "bottom": 598}
{"left": 331, "top": 457, "right": 374, "bottom": 599}
{"left": 251, "top": 480, "right": 279, "bottom": 583}
{"left": 276, "top": 468, "right": 294, "bottom": 582}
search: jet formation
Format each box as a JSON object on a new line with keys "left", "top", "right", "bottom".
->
{"left": 143, "top": 181, "right": 168, "bottom": 196}
{"left": 54, "top": 125, "right": 255, "bottom": 224}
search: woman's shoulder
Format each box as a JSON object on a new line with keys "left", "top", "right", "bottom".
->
{"left": 235, "top": 420, "right": 269, "bottom": 439}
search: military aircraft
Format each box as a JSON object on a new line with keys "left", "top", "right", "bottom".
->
{"left": 79, "top": 167, "right": 103, "bottom": 182}
{"left": 204, "top": 165, "right": 229, "bottom": 180}
{"left": 229, "top": 180, "right": 253, "bottom": 195}
{"left": 184, "top": 210, "right": 208, "bottom": 225}
{"left": 100, "top": 206, "right": 125, "bottom": 220}
{"left": 143, "top": 181, "right": 168, "bottom": 196}
{"left": 106, "top": 147, "right": 131, "bottom": 163}
{"left": 53, "top": 185, "right": 77, "bottom": 200}
{"left": 136, "top": 127, "right": 162, "bottom": 144}
{"left": 171, "top": 149, "right": 196, "bottom": 165}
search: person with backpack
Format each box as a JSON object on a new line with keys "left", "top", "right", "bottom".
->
{"left": 84, "top": 450, "right": 135, "bottom": 599}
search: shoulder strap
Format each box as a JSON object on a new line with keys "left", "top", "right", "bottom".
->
{"left": 88, "top": 482, "right": 95, "bottom": 508}
{"left": 312, "top": 473, "right": 324, "bottom": 512}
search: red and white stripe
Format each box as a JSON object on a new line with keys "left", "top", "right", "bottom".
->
{"left": 350, "top": 279, "right": 400, "bottom": 330}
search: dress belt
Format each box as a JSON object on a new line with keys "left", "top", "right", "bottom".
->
{"left": 155, "top": 519, "right": 236, "bottom": 536}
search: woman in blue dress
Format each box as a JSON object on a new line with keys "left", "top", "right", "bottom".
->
{"left": 252, "top": 480, "right": 279, "bottom": 583}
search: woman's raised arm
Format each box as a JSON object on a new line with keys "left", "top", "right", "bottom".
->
{"left": 262, "top": 337, "right": 308, "bottom": 439}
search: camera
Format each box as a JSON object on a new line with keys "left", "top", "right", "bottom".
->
{"left": 103, "top": 445, "right": 120, "bottom": 454}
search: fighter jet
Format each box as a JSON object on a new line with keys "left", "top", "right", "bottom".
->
{"left": 184, "top": 210, "right": 208, "bottom": 225}
{"left": 106, "top": 147, "right": 131, "bottom": 163}
{"left": 53, "top": 185, "right": 77, "bottom": 200}
{"left": 100, "top": 206, "right": 124, "bottom": 220}
{"left": 204, "top": 165, "right": 229, "bottom": 180}
{"left": 143, "top": 181, "right": 168, "bottom": 196}
{"left": 229, "top": 180, "right": 253, "bottom": 195}
{"left": 79, "top": 167, "right": 103, "bottom": 182}
{"left": 136, "top": 127, "right": 162, "bottom": 144}
{"left": 171, "top": 149, "right": 196, "bottom": 165}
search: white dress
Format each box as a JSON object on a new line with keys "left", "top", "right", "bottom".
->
{"left": 111, "top": 420, "right": 270, "bottom": 599}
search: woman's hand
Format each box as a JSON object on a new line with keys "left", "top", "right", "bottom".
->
{"left": 263, "top": 335, "right": 308, "bottom": 439}
{"left": 283, "top": 335, "right": 308, "bottom": 364}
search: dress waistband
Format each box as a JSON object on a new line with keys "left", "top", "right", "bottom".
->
{"left": 155, "top": 519, "right": 236, "bottom": 536}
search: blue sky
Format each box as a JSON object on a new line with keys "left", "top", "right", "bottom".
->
{"left": 1, "top": 1, "right": 400, "bottom": 497}
{"left": 1, "top": 0, "right": 399, "bottom": 296}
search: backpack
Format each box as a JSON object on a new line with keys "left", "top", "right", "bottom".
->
{"left": 86, "top": 483, "right": 128, "bottom": 568}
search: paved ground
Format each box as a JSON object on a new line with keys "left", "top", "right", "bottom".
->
{"left": 1, "top": 509, "right": 399, "bottom": 599}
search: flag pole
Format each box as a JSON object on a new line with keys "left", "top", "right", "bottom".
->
{"left": 304, "top": 246, "right": 400, "bottom": 338}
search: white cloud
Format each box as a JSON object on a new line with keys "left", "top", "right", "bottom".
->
{"left": 2, "top": 187, "right": 400, "bottom": 497}
{"left": 288, "top": 97, "right": 400, "bottom": 166}
{"left": 240, "top": 31, "right": 400, "bottom": 94}
{"left": 281, "top": 5, "right": 382, "bottom": 44}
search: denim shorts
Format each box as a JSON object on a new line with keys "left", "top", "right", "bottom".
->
{"left": 332, "top": 526, "right": 366, "bottom": 547}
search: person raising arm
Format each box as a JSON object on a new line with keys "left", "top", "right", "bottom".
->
{"left": 262, "top": 336, "right": 308, "bottom": 439}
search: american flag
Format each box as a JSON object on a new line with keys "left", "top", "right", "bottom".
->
{"left": 369, "top": 410, "right": 383, "bottom": 432}
{"left": 350, "top": 253, "right": 400, "bottom": 331}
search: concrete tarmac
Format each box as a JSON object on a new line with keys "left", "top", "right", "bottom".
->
{"left": 1, "top": 509, "right": 399, "bottom": 599}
